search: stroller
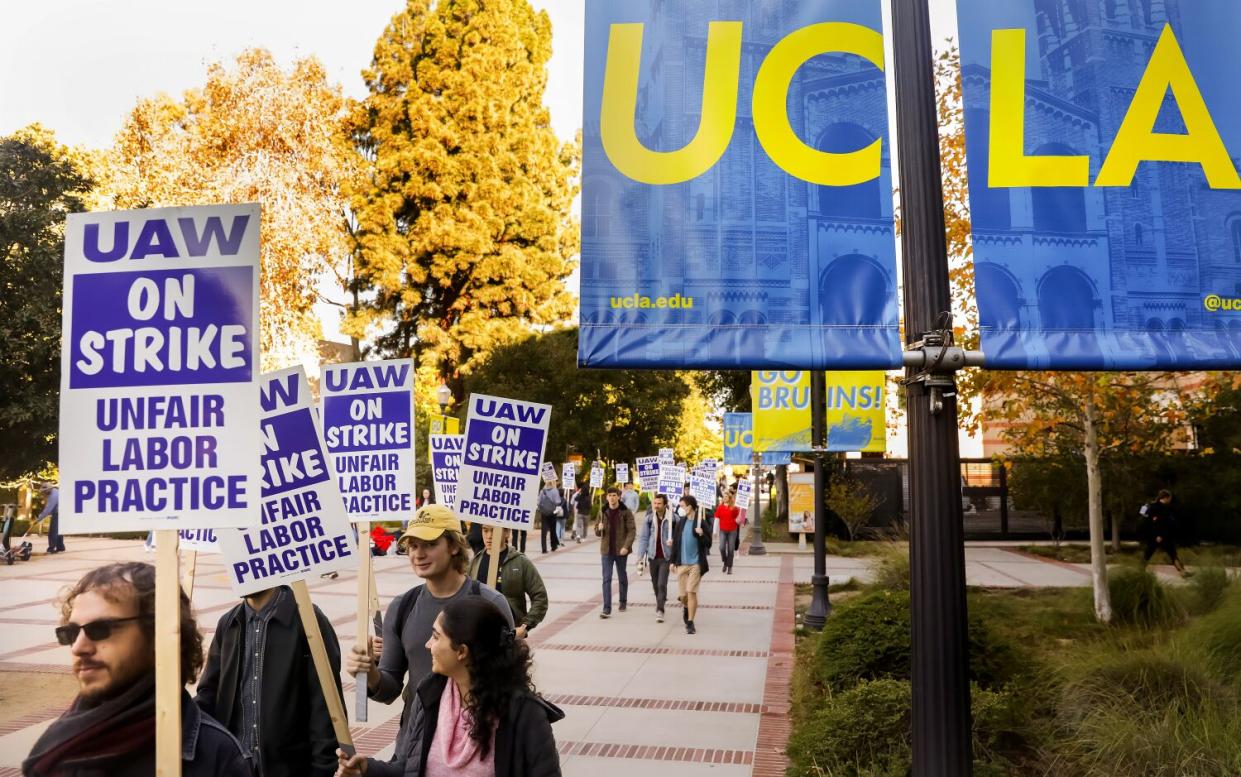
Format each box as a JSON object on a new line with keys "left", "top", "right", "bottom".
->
{"left": 1, "top": 504, "right": 33, "bottom": 565}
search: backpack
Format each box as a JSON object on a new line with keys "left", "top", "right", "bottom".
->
{"left": 393, "top": 578, "right": 484, "bottom": 637}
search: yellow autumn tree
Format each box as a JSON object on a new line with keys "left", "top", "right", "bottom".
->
{"left": 346, "top": 0, "right": 580, "bottom": 382}
{"left": 101, "top": 49, "right": 361, "bottom": 372}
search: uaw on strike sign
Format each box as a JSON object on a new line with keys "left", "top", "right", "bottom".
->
{"left": 59, "top": 204, "right": 261, "bottom": 533}
{"left": 219, "top": 367, "right": 357, "bottom": 595}
{"left": 456, "top": 394, "right": 551, "bottom": 531}
{"left": 321, "top": 359, "right": 415, "bottom": 521}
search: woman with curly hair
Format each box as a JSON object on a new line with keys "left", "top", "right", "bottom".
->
{"left": 336, "top": 597, "right": 563, "bottom": 777}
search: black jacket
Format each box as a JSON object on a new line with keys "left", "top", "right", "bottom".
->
{"left": 368, "top": 673, "right": 564, "bottom": 777}
{"left": 194, "top": 588, "right": 342, "bottom": 777}
{"left": 670, "top": 512, "right": 713, "bottom": 572}
{"left": 23, "top": 689, "right": 250, "bottom": 777}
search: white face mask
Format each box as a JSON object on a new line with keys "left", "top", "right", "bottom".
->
{"left": 676, "top": 506, "right": 687, "bottom": 517}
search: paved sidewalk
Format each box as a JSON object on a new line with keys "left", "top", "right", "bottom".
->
{"left": 0, "top": 535, "right": 798, "bottom": 776}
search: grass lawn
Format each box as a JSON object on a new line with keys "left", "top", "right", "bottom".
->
{"left": 1020, "top": 542, "right": 1241, "bottom": 567}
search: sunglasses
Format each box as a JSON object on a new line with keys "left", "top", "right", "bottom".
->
{"left": 55, "top": 616, "right": 147, "bottom": 646}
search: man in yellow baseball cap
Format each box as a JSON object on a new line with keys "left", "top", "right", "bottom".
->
{"left": 346, "top": 504, "right": 513, "bottom": 725}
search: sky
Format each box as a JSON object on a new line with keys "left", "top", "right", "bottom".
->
{"left": 0, "top": 0, "right": 968, "bottom": 455}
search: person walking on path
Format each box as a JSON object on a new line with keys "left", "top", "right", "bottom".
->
{"left": 335, "top": 597, "right": 563, "bottom": 777}
{"left": 537, "top": 481, "right": 565, "bottom": 554}
{"left": 671, "top": 495, "right": 712, "bottom": 635}
{"left": 595, "top": 487, "right": 636, "bottom": 619}
{"left": 635, "top": 493, "right": 674, "bottom": 622}
{"left": 196, "top": 585, "right": 342, "bottom": 777}
{"left": 37, "top": 481, "right": 64, "bottom": 554}
{"left": 571, "top": 485, "right": 592, "bottom": 542}
{"left": 347, "top": 505, "right": 513, "bottom": 728}
{"left": 468, "top": 526, "right": 549, "bottom": 640}
{"left": 620, "top": 482, "right": 640, "bottom": 514}
{"left": 714, "top": 488, "right": 741, "bottom": 575}
{"left": 24, "top": 562, "right": 250, "bottom": 776}
{"left": 1140, "top": 489, "right": 1189, "bottom": 576}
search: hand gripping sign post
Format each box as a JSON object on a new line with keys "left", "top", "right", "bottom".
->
{"left": 429, "top": 434, "right": 464, "bottom": 510}
{"left": 60, "top": 203, "right": 262, "bottom": 777}
{"left": 456, "top": 394, "right": 552, "bottom": 588}
{"left": 218, "top": 366, "right": 358, "bottom": 753}
{"left": 320, "top": 358, "right": 415, "bottom": 723}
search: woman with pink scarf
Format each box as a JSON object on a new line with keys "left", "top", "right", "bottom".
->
{"left": 335, "top": 598, "right": 563, "bottom": 777}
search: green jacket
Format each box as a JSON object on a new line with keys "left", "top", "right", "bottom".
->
{"left": 468, "top": 548, "right": 549, "bottom": 631}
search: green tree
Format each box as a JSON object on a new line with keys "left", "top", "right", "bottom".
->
{"left": 693, "top": 371, "right": 751, "bottom": 412}
{"left": 347, "top": 0, "right": 579, "bottom": 381}
{"left": 0, "top": 126, "right": 95, "bottom": 478}
{"left": 462, "top": 328, "right": 696, "bottom": 477}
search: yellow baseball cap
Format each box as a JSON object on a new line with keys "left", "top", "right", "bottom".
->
{"left": 397, "top": 504, "right": 461, "bottom": 547}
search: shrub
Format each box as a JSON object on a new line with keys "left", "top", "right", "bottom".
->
{"left": 868, "top": 543, "right": 909, "bottom": 591}
{"left": 787, "top": 679, "right": 912, "bottom": 777}
{"left": 1181, "top": 590, "right": 1241, "bottom": 682}
{"left": 1050, "top": 644, "right": 1241, "bottom": 776}
{"left": 1187, "top": 565, "right": 1231, "bottom": 615}
{"left": 1107, "top": 566, "right": 1186, "bottom": 627}
{"left": 816, "top": 590, "right": 1022, "bottom": 691}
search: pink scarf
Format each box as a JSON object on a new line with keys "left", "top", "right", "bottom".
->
{"left": 425, "top": 679, "right": 496, "bottom": 777}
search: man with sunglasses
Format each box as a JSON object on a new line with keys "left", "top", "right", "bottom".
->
{"left": 195, "top": 585, "right": 343, "bottom": 777}
{"left": 24, "top": 562, "right": 250, "bottom": 776}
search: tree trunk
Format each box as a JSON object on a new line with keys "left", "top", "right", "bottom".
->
{"left": 1110, "top": 509, "right": 1121, "bottom": 553}
{"left": 1083, "top": 395, "right": 1113, "bottom": 623}
{"left": 776, "top": 465, "right": 789, "bottom": 523}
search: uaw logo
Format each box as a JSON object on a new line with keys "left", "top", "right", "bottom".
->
{"left": 1204, "top": 294, "right": 1241, "bottom": 312}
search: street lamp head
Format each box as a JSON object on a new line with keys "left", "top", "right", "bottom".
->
{"left": 436, "top": 383, "right": 452, "bottom": 412}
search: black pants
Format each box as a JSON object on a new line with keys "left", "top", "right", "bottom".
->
{"left": 1144, "top": 540, "right": 1179, "bottom": 564}
{"left": 649, "top": 556, "right": 670, "bottom": 612}
{"left": 541, "top": 515, "right": 560, "bottom": 552}
{"left": 514, "top": 529, "right": 527, "bottom": 553}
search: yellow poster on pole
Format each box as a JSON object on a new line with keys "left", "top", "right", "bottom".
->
{"left": 429, "top": 414, "right": 460, "bottom": 435}
{"left": 751, "top": 371, "right": 812, "bottom": 452}
{"left": 824, "top": 371, "right": 886, "bottom": 453}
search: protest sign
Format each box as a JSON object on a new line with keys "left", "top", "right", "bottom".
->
{"left": 735, "top": 479, "right": 753, "bottom": 510}
{"left": 562, "top": 462, "right": 577, "bottom": 486}
{"left": 320, "top": 359, "right": 415, "bottom": 522}
{"left": 658, "top": 464, "right": 686, "bottom": 501}
{"left": 541, "top": 462, "right": 558, "bottom": 485}
{"left": 615, "top": 463, "right": 630, "bottom": 484}
{"left": 455, "top": 394, "right": 552, "bottom": 532}
{"left": 635, "top": 456, "right": 660, "bottom": 491}
{"left": 177, "top": 529, "right": 219, "bottom": 553}
{"left": 59, "top": 204, "right": 262, "bottom": 534}
{"left": 690, "top": 474, "right": 716, "bottom": 508}
{"left": 428, "top": 413, "right": 460, "bottom": 436}
{"left": 429, "top": 434, "right": 463, "bottom": 510}
{"left": 218, "top": 367, "right": 358, "bottom": 596}
{"left": 658, "top": 448, "right": 675, "bottom": 468}
{"left": 589, "top": 465, "right": 604, "bottom": 490}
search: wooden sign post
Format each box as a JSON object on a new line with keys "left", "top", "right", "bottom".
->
{"left": 180, "top": 551, "right": 199, "bottom": 601}
{"left": 354, "top": 521, "right": 372, "bottom": 722}
{"left": 291, "top": 581, "right": 355, "bottom": 756}
{"left": 155, "top": 530, "right": 182, "bottom": 777}
{"left": 486, "top": 526, "right": 504, "bottom": 589}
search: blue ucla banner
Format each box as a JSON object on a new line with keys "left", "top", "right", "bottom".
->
{"left": 579, "top": 0, "right": 902, "bottom": 370}
{"left": 723, "top": 413, "right": 792, "bottom": 466}
{"left": 958, "top": 0, "right": 1241, "bottom": 369}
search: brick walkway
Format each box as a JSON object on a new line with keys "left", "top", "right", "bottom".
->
{"left": 0, "top": 534, "right": 800, "bottom": 775}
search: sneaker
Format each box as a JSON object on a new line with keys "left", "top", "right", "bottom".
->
{"left": 656, "top": 611, "right": 665, "bottom": 623}
{"left": 686, "top": 620, "right": 696, "bottom": 635}
{"left": 600, "top": 611, "right": 611, "bottom": 619}
{"left": 618, "top": 603, "right": 627, "bottom": 612}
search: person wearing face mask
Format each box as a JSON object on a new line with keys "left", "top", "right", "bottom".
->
{"left": 346, "top": 505, "right": 513, "bottom": 730}
{"left": 670, "top": 495, "right": 712, "bottom": 635}
{"left": 335, "top": 597, "right": 563, "bottom": 777}
{"left": 594, "top": 486, "right": 636, "bottom": 619}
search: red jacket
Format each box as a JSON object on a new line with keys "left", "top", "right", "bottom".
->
{"left": 714, "top": 504, "right": 741, "bottom": 533}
